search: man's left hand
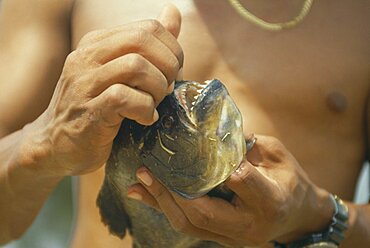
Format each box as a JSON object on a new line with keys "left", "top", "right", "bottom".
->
{"left": 127, "top": 135, "right": 334, "bottom": 247}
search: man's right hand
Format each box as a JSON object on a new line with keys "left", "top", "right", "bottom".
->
{"left": 35, "top": 5, "right": 183, "bottom": 176}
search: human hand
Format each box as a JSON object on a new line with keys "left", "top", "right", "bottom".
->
{"left": 128, "top": 135, "right": 335, "bottom": 247}
{"left": 35, "top": 5, "right": 183, "bottom": 176}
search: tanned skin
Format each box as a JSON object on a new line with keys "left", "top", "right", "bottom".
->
{"left": 0, "top": 0, "right": 369, "bottom": 247}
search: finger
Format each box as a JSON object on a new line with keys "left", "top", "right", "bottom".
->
{"left": 156, "top": 4, "right": 183, "bottom": 67}
{"left": 95, "top": 30, "right": 180, "bottom": 84}
{"left": 246, "top": 134, "right": 289, "bottom": 167}
{"left": 78, "top": 19, "right": 183, "bottom": 66}
{"left": 158, "top": 4, "right": 182, "bottom": 38}
{"left": 127, "top": 183, "right": 161, "bottom": 211}
{"left": 87, "top": 53, "right": 168, "bottom": 105}
{"left": 135, "top": 167, "right": 191, "bottom": 231}
{"left": 158, "top": 4, "right": 183, "bottom": 94}
{"left": 167, "top": 81, "right": 175, "bottom": 94}
{"left": 136, "top": 167, "right": 241, "bottom": 246}
{"left": 171, "top": 193, "right": 251, "bottom": 241}
{"left": 87, "top": 83, "right": 158, "bottom": 126}
{"left": 166, "top": 67, "right": 183, "bottom": 94}
{"left": 225, "top": 160, "right": 274, "bottom": 208}
{"left": 79, "top": 20, "right": 183, "bottom": 79}
{"left": 77, "top": 27, "right": 122, "bottom": 48}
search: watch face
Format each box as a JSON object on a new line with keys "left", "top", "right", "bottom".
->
{"left": 305, "top": 242, "right": 338, "bottom": 248}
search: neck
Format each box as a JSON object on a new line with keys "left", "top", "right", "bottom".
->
{"left": 236, "top": 0, "right": 307, "bottom": 23}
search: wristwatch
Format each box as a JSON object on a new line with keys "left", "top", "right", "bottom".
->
{"left": 274, "top": 194, "right": 349, "bottom": 248}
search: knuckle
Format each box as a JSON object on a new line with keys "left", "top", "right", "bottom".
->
{"left": 263, "top": 135, "right": 284, "bottom": 149}
{"left": 134, "top": 96, "right": 156, "bottom": 123}
{"left": 144, "top": 19, "right": 163, "bottom": 34}
{"left": 65, "top": 50, "right": 79, "bottom": 65}
{"left": 63, "top": 51, "right": 86, "bottom": 75}
{"left": 126, "top": 53, "right": 146, "bottom": 72}
{"left": 269, "top": 138, "right": 287, "bottom": 160}
{"left": 134, "top": 94, "right": 155, "bottom": 112}
{"left": 66, "top": 47, "right": 95, "bottom": 68}
{"left": 133, "top": 29, "right": 151, "bottom": 49}
{"left": 151, "top": 187, "right": 166, "bottom": 200}
{"left": 85, "top": 71, "right": 103, "bottom": 96}
{"left": 258, "top": 135, "right": 288, "bottom": 161}
{"left": 106, "top": 84, "right": 124, "bottom": 106}
{"left": 144, "top": 96, "right": 156, "bottom": 111}
{"left": 79, "top": 29, "right": 101, "bottom": 45}
{"left": 188, "top": 208, "right": 212, "bottom": 228}
{"left": 147, "top": 73, "right": 168, "bottom": 96}
{"left": 165, "top": 58, "right": 180, "bottom": 83}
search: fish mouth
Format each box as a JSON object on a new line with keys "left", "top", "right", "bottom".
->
{"left": 174, "top": 79, "right": 221, "bottom": 125}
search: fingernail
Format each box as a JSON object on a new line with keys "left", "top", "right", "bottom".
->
{"left": 246, "top": 134, "right": 257, "bottom": 152}
{"left": 137, "top": 170, "right": 153, "bottom": 186}
{"left": 127, "top": 191, "right": 142, "bottom": 201}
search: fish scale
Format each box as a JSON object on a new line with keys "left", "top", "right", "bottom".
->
{"left": 97, "top": 79, "right": 247, "bottom": 247}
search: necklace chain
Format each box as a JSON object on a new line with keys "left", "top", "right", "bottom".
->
{"left": 227, "top": 0, "right": 314, "bottom": 31}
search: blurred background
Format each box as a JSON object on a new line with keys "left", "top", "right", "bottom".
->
{"left": 3, "top": 177, "right": 74, "bottom": 248}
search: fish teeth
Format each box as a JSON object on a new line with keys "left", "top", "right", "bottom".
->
{"left": 194, "top": 95, "right": 199, "bottom": 100}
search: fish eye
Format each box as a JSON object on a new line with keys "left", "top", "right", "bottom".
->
{"left": 161, "top": 115, "right": 174, "bottom": 129}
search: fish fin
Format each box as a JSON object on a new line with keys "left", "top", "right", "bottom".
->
{"left": 96, "top": 178, "right": 131, "bottom": 238}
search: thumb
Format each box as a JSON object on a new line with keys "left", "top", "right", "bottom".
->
{"left": 225, "top": 160, "right": 272, "bottom": 205}
{"left": 158, "top": 4, "right": 182, "bottom": 38}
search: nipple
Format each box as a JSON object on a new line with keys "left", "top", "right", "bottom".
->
{"left": 326, "top": 91, "right": 347, "bottom": 113}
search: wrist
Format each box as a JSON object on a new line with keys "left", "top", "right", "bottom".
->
{"left": 275, "top": 190, "right": 349, "bottom": 248}
{"left": 305, "top": 187, "right": 335, "bottom": 234}
{"left": 13, "top": 114, "right": 65, "bottom": 180}
{"left": 277, "top": 185, "right": 334, "bottom": 244}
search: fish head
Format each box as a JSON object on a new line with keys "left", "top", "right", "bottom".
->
{"left": 140, "top": 79, "right": 246, "bottom": 199}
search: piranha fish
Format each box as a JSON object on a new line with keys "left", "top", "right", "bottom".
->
{"left": 97, "top": 79, "right": 248, "bottom": 248}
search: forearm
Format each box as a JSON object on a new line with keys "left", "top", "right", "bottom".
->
{"left": 0, "top": 117, "right": 64, "bottom": 244}
{"left": 341, "top": 202, "right": 370, "bottom": 247}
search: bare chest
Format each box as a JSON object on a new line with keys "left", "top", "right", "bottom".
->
{"left": 72, "top": 0, "right": 370, "bottom": 119}
{"left": 72, "top": 0, "right": 370, "bottom": 196}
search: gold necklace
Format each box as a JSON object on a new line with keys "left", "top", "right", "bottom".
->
{"left": 227, "top": 0, "right": 314, "bottom": 31}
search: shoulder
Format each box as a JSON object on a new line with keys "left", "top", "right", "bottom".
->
{"left": 0, "top": 0, "right": 74, "bottom": 28}
{"left": 0, "top": 0, "right": 75, "bottom": 48}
